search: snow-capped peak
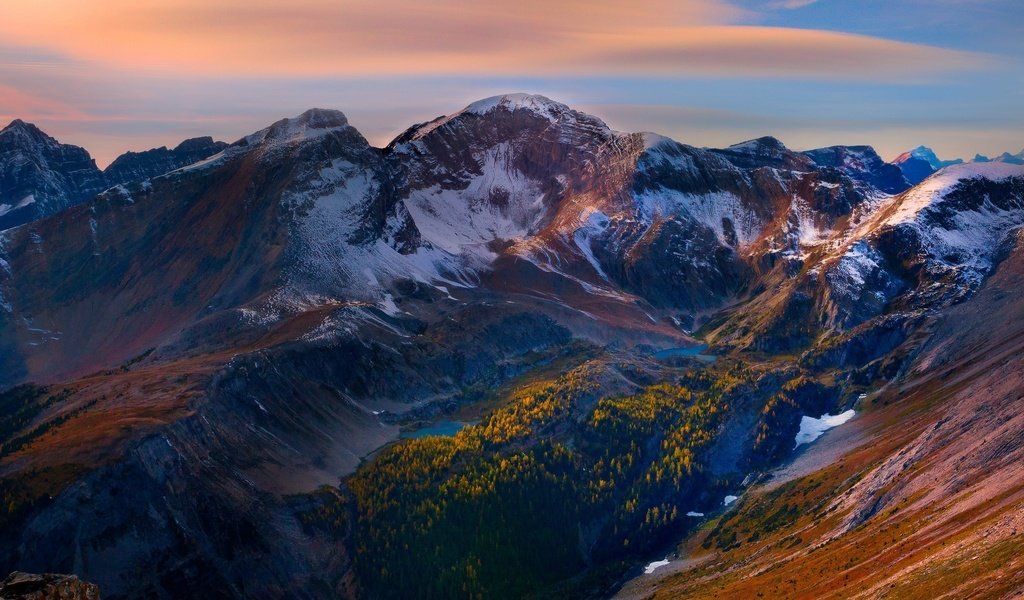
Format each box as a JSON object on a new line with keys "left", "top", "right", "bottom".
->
{"left": 909, "top": 145, "right": 945, "bottom": 165}
{"left": 245, "top": 108, "right": 351, "bottom": 147}
{"left": 461, "top": 93, "right": 570, "bottom": 119}
{"left": 909, "top": 145, "right": 939, "bottom": 162}
{"left": 893, "top": 145, "right": 963, "bottom": 170}
{"left": 175, "top": 109, "right": 355, "bottom": 173}
{"left": 401, "top": 93, "right": 611, "bottom": 143}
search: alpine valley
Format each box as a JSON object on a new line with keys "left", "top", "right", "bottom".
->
{"left": 1, "top": 95, "right": 1023, "bottom": 599}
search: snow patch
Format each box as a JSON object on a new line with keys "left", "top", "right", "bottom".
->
{"left": 378, "top": 293, "right": 401, "bottom": 316}
{"left": 826, "top": 240, "right": 888, "bottom": 303}
{"left": 572, "top": 207, "right": 611, "bottom": 279}
{"left": 402, "top": 142, "right": 547, "bottom": 257}
{"left": 238, "top": 305, "right": 282, "bottom": 327}
{"left": 640, "top": 132, "right": 676, "bottom": 151}
{"left": 643, "top": 559, "right": 671, "bottom": 575}
{"left": 636, "top": 189, "right": 761, "bottom": 249}
{"left": 0, "top": 195, "right": 35, "bottom": 218}
{"left": 786, "top": 195, "right": 827, "bottom": 253}
{"left": 462, "top": 93, "right": 569, "bottom": 121}
{"left": 175, "top": 150, "right": 228, "bottom": 173}
{"left": 794, "top": 409, "right": 855, "bottom": 448}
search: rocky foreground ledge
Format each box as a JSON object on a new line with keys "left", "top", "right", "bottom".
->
{"left": 0, "top": 572, "right": 99, "bottom": 600}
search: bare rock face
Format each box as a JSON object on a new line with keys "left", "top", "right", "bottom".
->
{"left": 0, "top": 120, "right": 107, "bottom": 231}
{"left": 709, "top": 136, "right": 815, "bottom": 171}
{"left": 0, "top": 572, "right": 99, "bottom": 600}
{"left": 102, "top": 137, "right": 227, "bottom": 186}
{"left": 0, "top": 119, "right": 227, "bottom": 232}
{"left": 802, "top": 145, "right": 910, "bottom": 194}
{"left": 892, "top": 152, "right": 937, "bottom": 185}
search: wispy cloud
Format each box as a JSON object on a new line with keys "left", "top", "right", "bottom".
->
{"left": 0, "top": 0, "right": 988, "bottom": 79}
{"left": 767, "top": 0, "right": 819, "bottom": 8}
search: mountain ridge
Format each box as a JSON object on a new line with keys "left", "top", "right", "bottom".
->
{"left": 891, "top": 143, "right": 1024, "bottom": 185}
{"left": 0, "top": 119, "right": 229, "bottom": 231}
{"left": 3, "top": 96, "right": 1023, "bottom": 387}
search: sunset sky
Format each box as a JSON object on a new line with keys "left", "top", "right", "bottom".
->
{"left": 2, "top": 0, "right": 1021, "bottom": 166}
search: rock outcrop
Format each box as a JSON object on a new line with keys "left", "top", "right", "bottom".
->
{"left": 0, "top": 572, "right": 99, "bottom": 600}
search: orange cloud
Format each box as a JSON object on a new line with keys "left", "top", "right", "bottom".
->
{"left": 575, "top": 26, "right": 985, "bottom": 78}
{"left": 0, "top": 85, "right": 90, "bottom": 122}
{"left": 0, "top": 0, "right": 989, "bottom": 79}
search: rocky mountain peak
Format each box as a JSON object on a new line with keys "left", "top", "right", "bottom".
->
{"left": 0, "top": 120, "right": 106, "bottom": 230}
{"left": 907, "top": 144, "right": 939, "bottom": 163}
{"left": 892, "top": 145, "right": 966, "bottom": 186}
{"left": 102, "top": 136, "right": 228, "bottom": 185}
{"left": 293, "top": 107, "right": 350, "bottom": 129}
{"left": 246, "top": 108, "right": 353, "bottom": 148}
{"left": 172, "top": 136, "right": 222, "bottom": 154}
{"left": 392, "top": 93, "right": 612, "bottom": 148}
{"left": 803, "top": 144, "right": 910, "bottom": 194}
{"left": 896, "top": 145, "right": 963, "bottom": 170}
{"left": 736, "top": 135, "right": 786, "bottom": 150}
{"left": 710, "top": 136, "right": 814, "bottom": 171}
{"left": 1, "top": 119, "right": 59, "bottom": 150}
{"left": 2, "top": 118, "right": 36, "bottom": 134}
{"left": 461, "top": 93, "right": 572, "bottom": 119}
{"left": 993, "top": 151, "right": 1024, "bottom": 165}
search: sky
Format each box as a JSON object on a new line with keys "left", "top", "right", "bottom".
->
{"left": 1, "top": 0, "right": 1021, "bottom": 167}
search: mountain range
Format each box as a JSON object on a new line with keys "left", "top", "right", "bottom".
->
{"left": 1, "top": 94, "right": 1023, "bottom": 599}
{"left": 0, "top": 120, "right": 226, "bottom": 231}
{"left": 892, "top": 143, "right": 1024, "bottom": 185}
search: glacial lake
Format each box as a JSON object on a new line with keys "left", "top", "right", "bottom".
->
{"left": 401, "top": 420, "right": 474, "bottom": 439}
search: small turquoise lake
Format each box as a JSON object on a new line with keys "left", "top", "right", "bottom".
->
{"left": 401, "top": 420, "right": 475, "bottom": 439}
